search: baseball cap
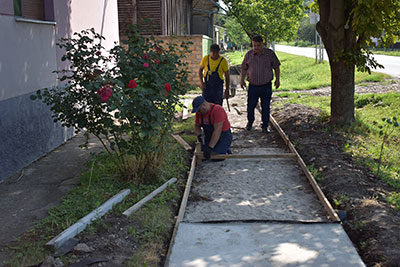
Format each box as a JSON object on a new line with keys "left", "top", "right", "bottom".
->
{"left": 192, "top": 95, "right": 205, "bottom": 113}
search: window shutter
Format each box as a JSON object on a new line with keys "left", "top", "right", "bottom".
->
{"left": 22, "top": 0, "right": 45, "bottom": 21}
{"left": 137, "top": 0, "right": 162, "bottom": 35}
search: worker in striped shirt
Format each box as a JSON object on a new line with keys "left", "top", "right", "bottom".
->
{"left": 240, "top": 35, "right": 281, "bottom": 134}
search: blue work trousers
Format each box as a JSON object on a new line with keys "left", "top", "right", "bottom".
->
{"left": 247, "top": 82, "right": 272, "bottom": 128}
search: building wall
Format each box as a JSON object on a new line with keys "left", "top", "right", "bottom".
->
{"left": 0, "top": 0, "right": 119, "bottom": 181}
{"left": 155, "top": 35, "right": 212, "bottom": 87}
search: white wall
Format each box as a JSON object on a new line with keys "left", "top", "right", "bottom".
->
{"left": 0, "top": 16, "right": 58, "bottom": 101}
{"left": 54, "top": 0, "right": 120, "bottom": 71}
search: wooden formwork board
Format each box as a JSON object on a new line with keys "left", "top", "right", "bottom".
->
{"left": 269, "top": 115, "right": 340, "bottom": 222}
{"left": 165, "top": 154, "right": 197, "bottom": 266}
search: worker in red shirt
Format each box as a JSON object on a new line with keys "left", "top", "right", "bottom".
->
{"left": 192, "top": 96, "right": 232, "bottom": 160}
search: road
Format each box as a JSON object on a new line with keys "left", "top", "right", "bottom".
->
{"left": 275, "top": 44, "right": 400, "bottom": 78}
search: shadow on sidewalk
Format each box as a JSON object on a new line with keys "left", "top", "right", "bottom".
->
{"left": 0, "top": 134, "right": 103, "bottom": 265}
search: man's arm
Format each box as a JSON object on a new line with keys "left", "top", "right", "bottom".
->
{"left": 199, "top": 66, "right": 205, "bottom": 91}
{"left": 240, "top": 68, "right": 247, "bottom": 89}
{"left": 274, "top": 67, "right": 280, "bottom": 89}
{"left": 224, "top": 70, "right": 230, "bottom": 98}
{"left": 208, "top": 121, "right": 223, "bottom": 148}
{"left": 194, "top": 122, "right": 202, "bottom": 137}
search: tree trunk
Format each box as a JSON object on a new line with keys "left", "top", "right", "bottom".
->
{"left": 330, "top": 60, "right": 355, "bottom": 125}
{"left": 317, "top": 0, "right": 356, "bottom": 125}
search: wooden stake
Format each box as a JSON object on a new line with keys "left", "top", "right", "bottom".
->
{"left": 195, "top": 141, "right": 203, "bottom": 165}
{"left": 171, "top": 134, "right": 192, "bottom": 151}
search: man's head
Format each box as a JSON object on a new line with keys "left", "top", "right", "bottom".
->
{"left": 192, "top": 96, "right": 210, "bottom": 114}
{"left": 210, "top": 44, "right": 220, "bottom": 59}
{"left": 251, "top": 35, "right": 264, "bottom": 54}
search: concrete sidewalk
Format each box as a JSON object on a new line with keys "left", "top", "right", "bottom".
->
{"left": 0, "top": 134, "right": 103, "bottom": 265}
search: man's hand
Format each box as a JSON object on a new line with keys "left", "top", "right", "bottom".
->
{"left": 224, "top": 89, "right": 230, "bottom": 99}
{"left": 274, "top": 79, "right": 280, "bottom": 89}
{"left": 200, "top": 82, "right": 205, "bottom": 91}
{"left": 240, "top": 80, "right": 246, "bottom": 89}
{"left": 203, "top": 145, "right": 213, "bottom": 160}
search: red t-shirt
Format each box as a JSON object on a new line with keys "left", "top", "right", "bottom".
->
{"left": 195, "top": 104, "right": 231, "bottom": 131}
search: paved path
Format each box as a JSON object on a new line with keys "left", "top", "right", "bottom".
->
{"left": 275, "top": 44, "right": 400, "bottom": 78}
{"left": 0, "top": 134, "right": 103, "bottom": 265}
{"left": 168, "top": 91, "right": 365, "bottom": 266}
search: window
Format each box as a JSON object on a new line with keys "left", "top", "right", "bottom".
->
{"left": 14, "top": 0, "right": 54, "bottom": 22}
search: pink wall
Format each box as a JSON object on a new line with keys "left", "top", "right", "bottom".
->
{"left": 0, "top": 0, "right": 13, "bottom": 15}
{"left": 0, "top": 0, "right": 120, "bottom": 101}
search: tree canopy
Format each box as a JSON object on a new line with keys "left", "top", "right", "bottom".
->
{"left": 217, "top": 15, "right": 248, "bottom": 47}
{"left": 314, "top": 0, "right": 400, "bottom": 125}
{"left": 221, "top": 0, "right": 305, "bottom": 43}
{"left": 314, "top": 0, "right": 400, "bottom": 73}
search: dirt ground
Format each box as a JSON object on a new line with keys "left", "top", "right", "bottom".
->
{"left": 271, "top": 79, "right": 400, "bottom": 266}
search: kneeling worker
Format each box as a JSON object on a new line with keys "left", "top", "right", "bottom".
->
{"left": 192, "top": 96, "right": 232, "bottom": 160}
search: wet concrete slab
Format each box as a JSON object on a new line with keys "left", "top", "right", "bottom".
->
{"left": 184, "top": 148, "right": 329, "bottom": 223}
{"left": 168, "top": 222, "right": 364, "bottom": 267}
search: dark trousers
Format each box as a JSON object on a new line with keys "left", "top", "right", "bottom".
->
{"left": 247, "top": 82, "right": 272, "bottom": 128}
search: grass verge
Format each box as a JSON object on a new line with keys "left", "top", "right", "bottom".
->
{"left": 6, "top": 124, "right": 193, "bottom": 266}
{"left": 224, "top": 51, "right": 388, "bottom": 91}
{"left": 275, "top": 92, "right": 400, "bottom": 208}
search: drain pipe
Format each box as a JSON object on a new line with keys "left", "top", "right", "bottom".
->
{"left": 193, "top": 8, "right": 218, "bottom": 40}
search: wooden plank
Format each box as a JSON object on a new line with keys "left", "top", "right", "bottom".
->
{"left": 123, "top": 178, "right": 177, "bottom": 216}
{"left": 194, "top": 153, "right": 297, "bottom": 160}
{"left": 270, "top": 115, "right": 340, "bottom": 222}
{"left": 164, "top": 153, "right": 197, "bottom": 266}
{"left": 171, "top": 134, "right": 192, "bottom": 151}
{"left": 46, "top": 189, "right": 131, "bottom": 250}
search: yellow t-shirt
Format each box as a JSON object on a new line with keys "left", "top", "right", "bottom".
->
{"left": 200, "top": 55, "right": 229, "bottom": 81}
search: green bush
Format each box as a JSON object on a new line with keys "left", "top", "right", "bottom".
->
{"left": 31, "top": 27, "right": 191, "bottom": 182}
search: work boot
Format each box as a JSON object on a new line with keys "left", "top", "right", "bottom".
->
{"left": 262, "top": 127, "right": 272, "bottom": 134}
{"left": 246, "top": 123, "right": 252, "bottom": 131}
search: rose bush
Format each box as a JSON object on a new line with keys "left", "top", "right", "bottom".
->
{"left": 31, "top": 27, "right": 191, "bottom": 182}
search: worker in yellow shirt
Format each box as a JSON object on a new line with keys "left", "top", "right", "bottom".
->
{"left": 199, "top": 44, "right": 230, "bottom": 106}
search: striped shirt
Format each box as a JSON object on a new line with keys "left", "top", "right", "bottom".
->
{"left": 241, "top": 48, "right": 280, "bottom": 86}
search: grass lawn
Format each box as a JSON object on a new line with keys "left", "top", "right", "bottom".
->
{"left": 224, "top": 51, "right": 389, "bottom": 91}
{"left": 371, "top": 49, "right": 400, "bottom": 57}
{"left": 274, "top": 92, "right": 400, "bottom": 208}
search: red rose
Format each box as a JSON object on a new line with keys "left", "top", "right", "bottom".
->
{"left": 155, "top": 46, "right": 162, "bottom": 54}
{"left": 143, "top": 53, "right": 150, "bottom": 60}
{"left": 128, "top": 80, "right": 138, "bottom": 89}
{"left": 97, "top": 84, "right": 113, "bottom": 102}
{"left": 152, "top": 58, "right": 161, "bottom": 64}
{"left": 143, "top": 62, "right": 149, "bottom": 68}
{"left": 164, "top": 83, "right": 171, "bottom": 92}
{"left": 96, "top": 51, "right": 101, "bottom": 56}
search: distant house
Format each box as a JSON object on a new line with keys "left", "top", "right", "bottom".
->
{"left": 0, "top": 0, "right": 120, "bottom": 181}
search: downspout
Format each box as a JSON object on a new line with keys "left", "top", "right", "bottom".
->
{"left": 192, "top": 8, "right": 217, "bottom": 39}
